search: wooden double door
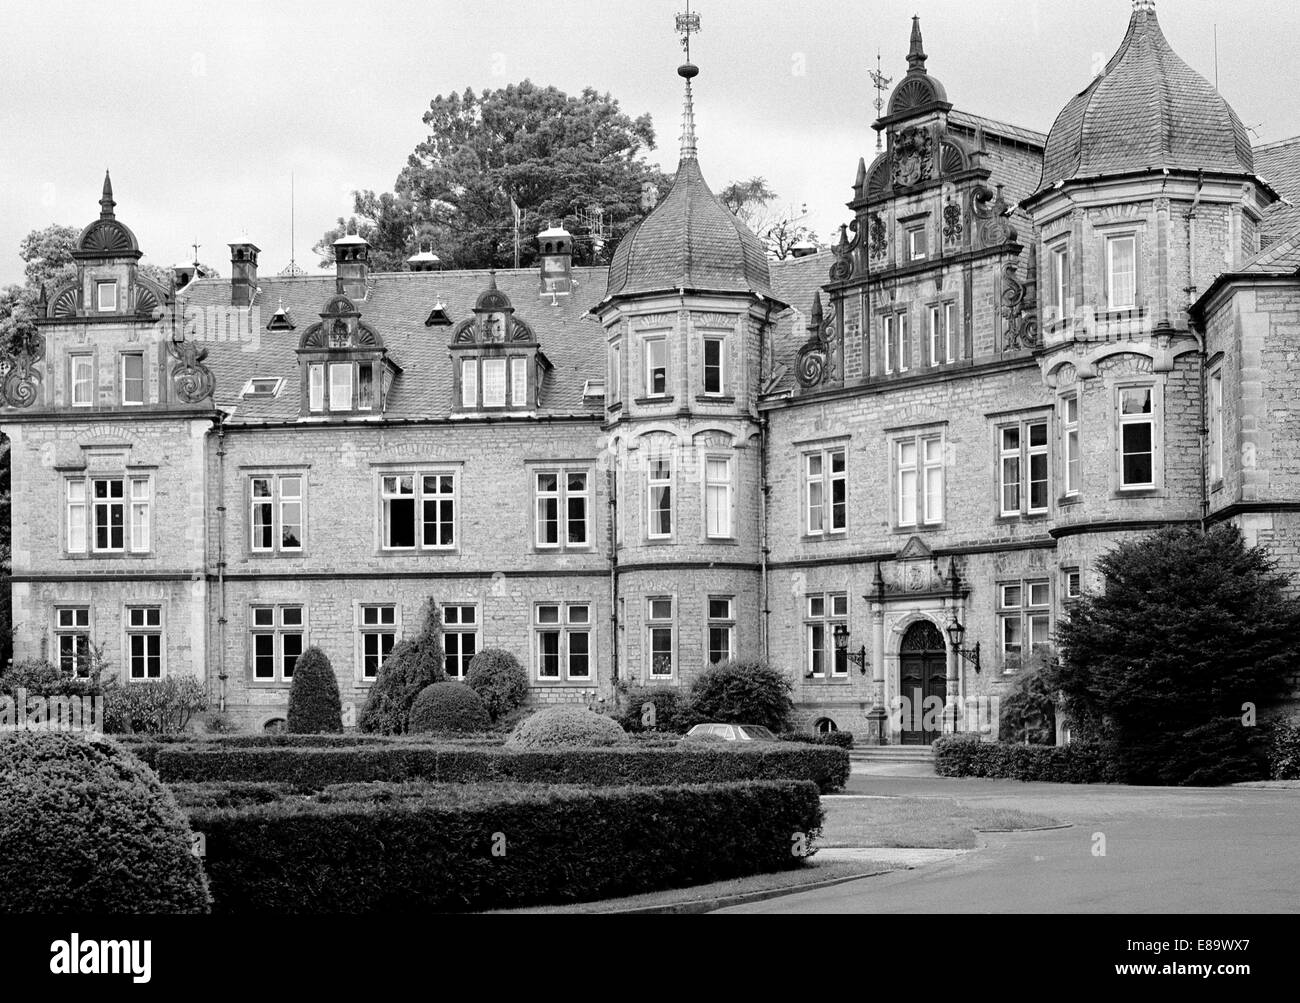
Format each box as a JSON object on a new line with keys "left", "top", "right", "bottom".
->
{"left": 899, "top": 620, "right": 947, "bottom": 745}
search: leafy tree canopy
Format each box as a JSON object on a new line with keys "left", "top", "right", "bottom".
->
{"left": 1055, "top": 524, "right": 1300, "bottom": 784}
{"left": 718, "top": 175, "right": 823, "bottom": 260}
{"left": 315, "top": 80, "right": 670, "bottom": 271}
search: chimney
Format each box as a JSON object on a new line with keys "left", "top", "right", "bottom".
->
{"left": 333, "top": 235, "right": 370, "bottom": 299}
{"left": 537, "top": 223, "right": 573, "bottom": 296}
{"left": 229, "top": 243, "right": 260, "bottom": 307}
{"left": 172, "top": 263, "right": 197, "bottom": 292}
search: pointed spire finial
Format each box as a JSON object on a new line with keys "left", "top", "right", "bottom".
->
{"left": 675, "top": 2, "right": 702, "bottom": 161}
{"left": 809, "top": 292, "right": 824, "bottom": 330}
{"left": 907, "top": 14, "right": 927, "bottom": 72}
{"left": 100, "top": 169, "right": 116, "bottom": 219}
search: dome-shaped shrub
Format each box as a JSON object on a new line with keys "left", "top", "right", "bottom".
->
{"left": 409, "top": 681, "right": 491, "bottom": 735}
{"left": 0, "top": 731, "right": 210, "bottom": 913}
{"left": 466, "top": 648, "right": 529, "bottom": 722}
{"left": 505, "top": 706, "right": 629, "bottom": 749}
{"left": 287, "top": 646, "right": 343, "bottom": 734}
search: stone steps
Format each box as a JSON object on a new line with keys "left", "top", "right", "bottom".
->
{"left": 850, "top": 746, "right": 936, "bottom": 764}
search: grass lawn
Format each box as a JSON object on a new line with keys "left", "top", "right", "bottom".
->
{"left": 821, "top": 796, "right": 1061, "bottom": 849}
{"left": 488, "top": 857, "right": 906, "bottom": 914}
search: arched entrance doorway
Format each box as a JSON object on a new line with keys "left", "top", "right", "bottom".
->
{"left": 899, "top": 620, "right": 947, "bottom": 745}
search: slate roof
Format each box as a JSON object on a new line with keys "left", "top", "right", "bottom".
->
{"left": 768, "top": 252, "right": 837, "bottom": 387}
{"left": 947, "top": 110, "right": 1048, "bottom": 150}
{"left": 600, "top": 158, "right": 778, "bottom": 307}
{"left": 1256, "top": 137, "right": 1300, "bottom": 245}
{"left": 179, "top": 268, "right": 610, "bottom": 424}
{"left": 1240, "top": 225, "right": 1300, "bottom": 275}
{"left": 1038, "top": 5, "right": 1254, "bottom": 193}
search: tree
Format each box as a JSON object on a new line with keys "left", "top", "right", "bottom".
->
{"left": 1055, "top": 524, "right": 1300, "bottom": 785}
{"left": 358, "top": 598, "right": 447, "bottom": 734}
{"left": 688, "top": 658, "right": 795, "bottom": 733}
{"left": 18, "top": 224, "right": 79, "bottom": 294}
{"left": 718, "top": 176, "right": 822, "bottom": 260}
{"left": 317, "top": 81, "right": 670, "bottom": 271}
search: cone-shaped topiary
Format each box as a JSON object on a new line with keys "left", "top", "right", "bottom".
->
{"left": 505, "top": 705, "right": 629, "bottom": 749}
{"left": 0, "top": 731, "right": 211, "bottom": 912}
{"left": 409, "top": 681, "right": 492, "bottom": 735}
{"left": 287, "top": 646, "right": 343, "bottom": 734}
{"left": 465, "top": 648, "right": 529, "bottom": 722}
{"left": 359, "top": 598, "right": 447, "bottom": 734}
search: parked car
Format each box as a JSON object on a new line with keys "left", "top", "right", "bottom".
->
{"left": 684, "top": 723, "right": 780, "bottom": 742}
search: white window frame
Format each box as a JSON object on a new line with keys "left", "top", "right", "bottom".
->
{"left": 895, "top": 433, "right": 943, "bottom": 528}
{"left": 647, "top": 455, "right": 673, "bottom": 540}
{"left": 328, "top": 362, "right": 353, "bottom": 412}
{"left": 71, "top": 354, "right": 93, "bottom": 408}
{"left": 610, "top": 339, "right": 622, "bottom": 404}
{"left": 357, "top": 603, "right": 399, "bottom": 683}
{"left": 534, "top": 469, "right": 590, "bottom": 549}
{"left": 308, "top": 364, "right": 325, "bottom": 412}
{"left": 997, "top": 418, "right": 1050, "bottom": 517}
{"left": 460, "top": 358, "right": 478, "bottom": 408}
{"left": 534, "top": 602, "right": 592, "bottom": 682}
{"left": 702, "top": 335, "right": 726, "bottom": 395}
{"left": 944, "top": 301, "right": 958, "bottom": 363}
{"left": 928, "top": 306, "right": 943, "bottom": 367}
{"left": 250, "top": 473, "right": 304, "bottom": 554}
{"left": 379, "top": 470, "right": 458, "bottom": 551}
{"left": 1061, "top": 394, "right": 1081, "bottom": 498}
{"left": 91, "top": 477, "right": 125, "bottom": 553}
{"left": 96, "top": 280, "right": 117, "bottom": 313}
{"left": 481, "top": 357, "right": 507, "bottom": 407}
{"left": 1118, "top": 385, "right": 1157, "bottom": 491}
{"left": 66, "top": 479, "right": 87, "bottom": 554}
{"left": 998, "top": 580, "right": 1050, "bottom": 673}
{"left": 442, "top": 603, "right": 479, "bottom": 680}
{"left": 1209, "top": 369, "right": 1224, "bottom": 486}
{"left": 704, "top": 455, "right": 733, "bottom": 540}
{"left": 121, "top": 352, "right": 145, "bottom": 406}
{"left": 907, "top": 225, "right": 928, "bottom": 262}
{"left": 1106, "top": 234, "right": 1137, "bottom": 311}
{"left": 55, "top": 606, "right": 91, "bottom": 677}
{"left": 1050, "top": 242, "right": 1070, "bottom": 319}
{"left": 646, "top": 596, "right": 675, "bottom": 679}
{"left": 250, "top": 604, "right": 306, "bottom": 684}
{"left": 805, "top": 593, "right": 849, "bottom": 679}
{"left": 645, "top": 337, "right": 669, "bottom": 398}
{"left": 510, "top": 356, "right": 528, "bottom": 406}
{"left": 357, "top": 363, "right": 374, "bottom": 411}
{"left": 804, "top": 447, "right": 847, "bottom": 537}
{"left": 706, "top": 596, "right": 735, "bottom": 665}
{"left": 125, "top": 606, "right": 164, "bottom": 680}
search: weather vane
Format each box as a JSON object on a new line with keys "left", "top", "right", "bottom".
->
{"left": 869, "top": 51, "right": 892, "bottom": 151}
{"left": 675, "top": 1, "right": 701, "bottom": 61}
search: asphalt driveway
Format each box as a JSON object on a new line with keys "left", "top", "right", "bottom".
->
{"left": 719, "top": 775, "right": 1300, "bottom": 913}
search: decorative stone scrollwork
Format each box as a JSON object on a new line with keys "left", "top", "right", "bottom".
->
{"left": 943, "top": 199, "right": 963, "bottom": 244}
{"left": 890, "top": 127, "right": 934, "bottom": 188}
{"left": 972, "top": 183, "right": 1014, "bottom": 247}
{"left": 1001, "top": 259, "right": 1041, "bottom": 352}
{"left": 829, "top": 221, "right": 859, "bottom": 283}
{"left": 868, "top": 213, "right": 888, "bottom": 262}
{"left": 795, "top": 294, "right": 837, "bottom": 390}
{"left": 0, "top": 330, "right": 45, "bottom": 409}
{"left": 165, "top": 337, "right": 216, "bottom": 404}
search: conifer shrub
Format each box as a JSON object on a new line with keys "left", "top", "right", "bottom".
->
{"left": 465, "top": 648, "right": 529, "bottom": 722}
{"left": 0, "top": 731, "right": 210, "bottom": 912}
{"left": 287, "top": 647, "right": 343, "bottom": 734}
{"left": 359, "top": 599, "right": 447, "bottom": 734}
{"left": 409, "top": 682, "right": 491, "bottom": 735}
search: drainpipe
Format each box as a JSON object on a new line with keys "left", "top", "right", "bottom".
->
{"left": 214, "top": 415, "right": 228, "bottom": 712}
{"left": 1185, "top": 170, "right": 1208, "bottom": 531}
{"left": 607, "top": 465, "right": 619, "bottom": 689}
{"left": 757, "top": 298, "right": 776, "bottom": 665}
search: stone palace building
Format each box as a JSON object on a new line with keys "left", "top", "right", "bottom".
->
{"left": 3, "top": 1, "right": 1298, "bottom": 739}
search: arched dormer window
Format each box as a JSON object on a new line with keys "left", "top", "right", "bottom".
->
{"left": 449, "top": 274, "right": 551, "bottom": 413}
{"left": 296, "top": 294, "right": 393, "bottom": 416}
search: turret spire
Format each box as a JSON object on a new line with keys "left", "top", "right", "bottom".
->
{"left": 100, "top": 169, "right": 116, "bottom": 219}
{"left": 675, "top": 2, "right": 702, "bottom": 161}
{"left": 907, "top": 15, "right": 927, "bottom": 72}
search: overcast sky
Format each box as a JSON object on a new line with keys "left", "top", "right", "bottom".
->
{"left": 1, "top": 0, "right": 1296, "bottom": 286}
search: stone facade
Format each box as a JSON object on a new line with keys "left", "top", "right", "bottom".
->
{"left": 4, "top": 5, "right": 1300, "bottom": 738}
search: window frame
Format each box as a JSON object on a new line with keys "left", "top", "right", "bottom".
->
{"left": 441, "top": 603, "right": 479, "bottom": 681}
{"left": 533, "top": 602, "right": 594, "bottom": 683}
{"left": 996, "top": 417, "right": 1051, "bottom": 518}
{"left": 70, "top": 353, "right": 94, "bottom": 408}
{"left": 644, "top": 336, "right": 669, "bottom": 398}
{"left": 249, "top": 473, "right": 305, "bottom": 555}
{"left": 907, "top": 225, "right": 928, "bottom": 262}
{"left": 702, "top": 335, "right": 726, "bottom": 396}
{"left": 1105, "top": 233, "right": 1138, "bottom": 311}
{"left": 1049, "top": 241, "right": 1071, "bottom": 319}
{"left": 249, "top": 603, "right": 307, "bottom": 685}
{"left": 379, "top": 469, "right": 459, "bottom": 552}
{"left": 646, "top": 454, "right": 674, "bottom": 541}
{"left": 533, "top": 468, "right": 591, "bottom": 550}
{"left": 481, "top": 357, "right": 508, "bottom": 408}
{"left": 356, "top": 602, "right": 399, "bottom": 684}
{"left": 66, "top": 474, "right": 152, "bottom": 557}
{"left": 96, "top": 280, "right": 118, "bottom": 313}
{"left": 120, "top": 352, "right": 145, "bottom": 406}
{"left": 881, "top": 311, "right": 910, "bottom": 375}
{"left": 1117, "top": 384, "right": 1158, "bottom": 492}
{"left": 706, "top": 596, "right": 735, "bottom": 665}
{"left": 704, "top": 454, "right": 734, "bottom": 540}
{"left": 1060, "top": 393, "right": 1081, "bottom": 498}
{"left": 646, "top": 595, "right": 675, "bottom": 680}
{"left": 895, "top": 432, "right": 943, "bottom": 529}
{"left": 1209, "top": 368, "right": 1224, "bottom": 487}
{"left": 308, "top": 364, "right": 325, "bottom": 413}
{"left": 54, "top": 605, "right": 92, "bottom": 677}
{"left": 998, "top": 579, "right": 1051, "bottom": 674}
{"left": 804, "top": 447, "right": 848, "bottom": 537}
{"left": 124, "top": 605, "right": 164, "bottom": 681}
{"left": 805, "top": 592, "right": 849, "bottom": 679}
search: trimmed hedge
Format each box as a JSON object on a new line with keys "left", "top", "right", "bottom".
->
{"left": 615, "top": 685, "right": 696, "bottom": 734}
{"left": 506, "top": 706, "right": 628, "bottom": 749}
{"left": 188, "top": 780, "right": 823, "bottom": 912}
{"left": 465, "top": 648, "right": 529, "bottom": 722}
{"left": 1270, "top": 716, "right": 1300, "bottom": 780}
{"left": 155, "top": 743, "right": 850, "bottom": 793}
{"left": 409, "top": 682, "right": 491, "bottom": 735}
{"left": 0, "top": 732, "right": 210, "bottom": 913}
{"left": 780, "top": 731, "right": 856, "bottom": 750}
{"left": 934, "top": 735, "right": 1121, "bottom": 784}
{"left": 287, "top": 647, "right": 343, "bottom": 734}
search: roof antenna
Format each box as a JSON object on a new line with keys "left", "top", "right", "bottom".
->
{"left": 1213, "top": 23, "right": 1219, "bottom": 90}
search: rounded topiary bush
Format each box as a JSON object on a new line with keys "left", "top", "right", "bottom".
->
{"left": 409, "top": 681, "right": 491, "bottom": 735}
{"left": 0, "top": 731, "right": 210, "bottom": 913}
{"left": 688, "top": 658, "right": 795, "bottom": 733}
{"left": 287, "top": 646, "right": 343, "bottom": 734}
{"left": 614, "top": 685, "right": 696, "bottom": 734}
{"left": 505, "top": 706, "right": 629, "bottom": 749}
{"left": 465, "top": 648, "right": 529, "bottom": 722}
{"left": 359, "top": 599, "right": 447, "bottom": 734}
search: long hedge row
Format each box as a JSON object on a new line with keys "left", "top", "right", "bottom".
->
{"left": 189, "top": 780, "right": 824, "bottom": 912}
{"left": 156, "top": 743, "right": 850, "bottom": 793}
{"left": 933, "top": 736, "right": 1121, "bottom": 783}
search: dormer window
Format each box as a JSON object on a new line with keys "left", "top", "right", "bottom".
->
{"left": 450, "top": 274, "right": 549, "bottom": 413}
{"left": 297, "top": 294, "right": 390, "bottom": 417}
{"left": 96, "top": 281, "right": 118, "bottom": 312}
{"left": 242, "top": 377, "right": 283, "bottom": 399}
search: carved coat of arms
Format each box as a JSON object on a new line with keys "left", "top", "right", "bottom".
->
{"left": 891, "top": 127, "right": 933, "bottom": 188}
